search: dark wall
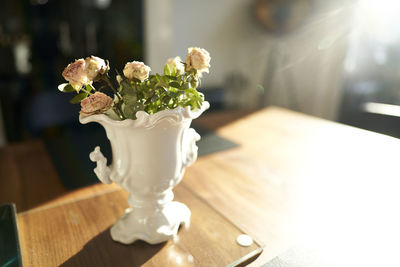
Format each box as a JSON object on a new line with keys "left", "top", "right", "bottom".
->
{"left": 0, "top": 0, "right": 143, "bottom": 142}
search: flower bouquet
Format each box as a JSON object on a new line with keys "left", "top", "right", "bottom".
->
{"left": 58, "top": 47, "right": 210, "bottom": 120}
{"left": 58, "top": 48, "right": 211, "bottom": 245}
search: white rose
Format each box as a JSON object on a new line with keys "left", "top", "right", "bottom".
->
{"left": 185, "top": 47, "right": 211, "bottom": 75}
{"left": 80, "top": 92, "right": 113, "bottom": 117}
{"left": 62, "top": 59, "right": 90, "bottom": 91}
{"left": 166, "top": 56, "right": 185, "bottom": 74}
{"left": 85, "top": 56, "right": 108, "bottom": 81}
{"left": 123, "top": 61, "right": 151, "bottom": 82}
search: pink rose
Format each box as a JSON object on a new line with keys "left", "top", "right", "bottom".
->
{"left": 62, "top": 56, "right": 108, "bottom": 91}
{"left": 62, "top": 59, "right": 90, "bottom": 91}
{"left": 80, "top": 92, "right": 113, "bottom": 117}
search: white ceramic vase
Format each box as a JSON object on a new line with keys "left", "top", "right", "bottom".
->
{"left": 79, "top": 102, "right": 209, "bottom": 245}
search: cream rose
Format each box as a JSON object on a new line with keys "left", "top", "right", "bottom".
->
{"left": 185, "top": 47, "right": 211, "bottom": 75}
{"left": 62, "top": 59, "right": 90, "bottom": 91}
{"left": 166, "top": 56, "right": 185, "bottom": 74}
{"left": 80, "top": 92, "right": 113, "bottom": 117}
{"left": 123, "top": 61, "right": 151, "bottom": 82}
{"left": 85, "top": 56, "right": 108, "bottom": 81}
{"left": 62, "top": 56, "right": 108, "bottom": 91}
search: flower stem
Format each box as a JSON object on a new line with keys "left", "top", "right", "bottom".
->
{"left": 113, "top": 106, "right": 125, "bottom": 120}
{"left": 88, "top": 84, "right": 96, "bottom": 92}
{"left": 104, "top": 76, "right": 122, "bottom": 99}
{"left": 103, "top": 76, "right": 126, "bottom": 120}
{"left": 81, "top": 88, "right": 92, "bottom": 95}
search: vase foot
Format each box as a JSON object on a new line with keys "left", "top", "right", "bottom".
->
{"left": 110, "top": 201, "right": 191, "bottom": 245}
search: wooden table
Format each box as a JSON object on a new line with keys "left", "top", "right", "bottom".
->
{"left": 2, "top": 107, "right": 400, "bottom": 266}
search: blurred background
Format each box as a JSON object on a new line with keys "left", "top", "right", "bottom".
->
{"left": 1, "top": 0, "right": 400, "bottom": 147}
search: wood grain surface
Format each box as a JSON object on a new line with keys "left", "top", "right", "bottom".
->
{"left": 184, "top": 107, "right": 400, "bottom": 266}
{"left": 18, "top": 184, "right": 261, "bottom": 267}
{"left": 2, "top": 107, "right": 400, "bottom": 266}
{"left": 0, "top": 141, "right": 66, "bottom": 211}
{"left": 0, "top": 140, "right": 121, "bottom": 213}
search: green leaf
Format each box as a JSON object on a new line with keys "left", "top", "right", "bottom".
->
{"left": 161, "top": 75, "right": 169, "bottom": 84}
{"left": 123, "top": 93, "right": 137, "bottom": 104}
{"left": 124, "top": 105, "right": 137, "bottom": 119}
{"left": 85, "top": 84, "right": 93, "bottom": 92}
{"left": 180, "top": 83, "right": 190, "bottom": 90}
{"left": 143, "top": 89, "right": 154, "bottom": 98}
{"left": 135, "top": 102, "right": 145, "bottom": 111}
{"left": 113, "top": 68, "right": 207, "bottom": 117}
{"left": 168, "top": 90, "right": 183, "bottom": 97}
{"left": 171, "top": 66, "right": 177, "bottom": 76}
{"left": 162, "top": 96, "right": 171, "bottom": 104}
{"left": 169, "top": 81, "right": 180, "bottom": 88}
{"left": 120, "top": 79, "right": 134, "bottom": 96}
{"left": 151, "top": 95, "right": 159, "bottom": 103}
{"left": 58, "top": 83, "right": 76, "bottom": 93}
{"left": 156, "top": 85, "right": 167, "bottom": 92}
{"left": 165, "top": 75, "right": 177, "bottom": 80}
{"left": 149, "top": 75, "right": 157, "bottom": 83}
{"left": 69, "top": 92, "right": 88, "bottom": 104}
{"left": 163, "top": 64, "right": 171, "bottom": 75}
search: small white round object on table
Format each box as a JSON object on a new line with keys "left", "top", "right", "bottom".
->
{"left": 236, "top": 234, "right": 253, "bottom": 247}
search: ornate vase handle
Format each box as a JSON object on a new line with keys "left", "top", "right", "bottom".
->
{"left": 182, "top": 128, "right": 201, "bottom": 168}
{"left": 89, "top": 146, "right": 112, "bottom": 184}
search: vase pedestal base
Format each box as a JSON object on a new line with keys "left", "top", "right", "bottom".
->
{"left": 110, "top": 201, "right": 191, "bottom": 245}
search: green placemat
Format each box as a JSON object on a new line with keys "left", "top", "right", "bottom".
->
{"left": 0, "top": 203, "right": 22, "bottom": 267}
{"left": 45, "top": 124, "right": 238, "bottom": 189}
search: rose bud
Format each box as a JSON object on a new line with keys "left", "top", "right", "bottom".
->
{"left": 185, "top": 47, "right": 211, "bottom": 75}
{"left": 80, "top": 92, "right": 113, "bottom": 117}
{"left": 165, "top": 56, "right": 185, "bottom": 74}
{"left": 123, "top": 61, "right": 151, "bottom": 82}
